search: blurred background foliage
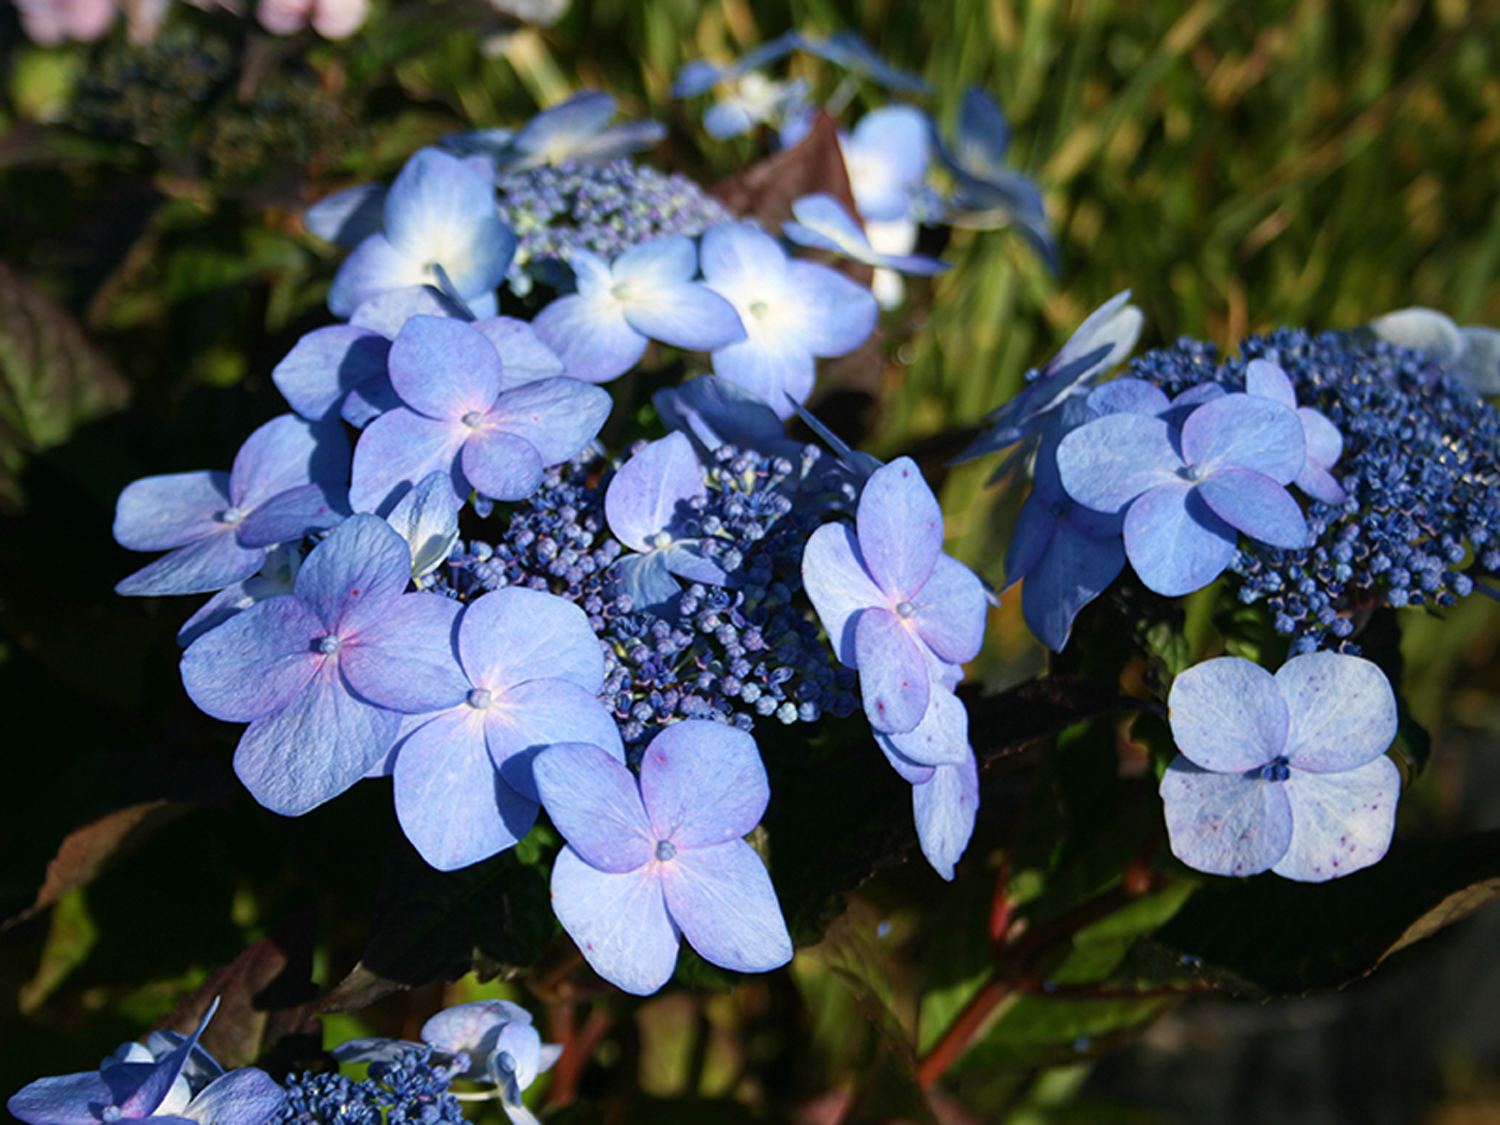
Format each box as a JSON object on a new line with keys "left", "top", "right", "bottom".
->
{"left": 4, "top": 0, "right": 1500, "bottom": 1121}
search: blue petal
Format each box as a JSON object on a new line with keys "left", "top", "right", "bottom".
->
{"left": 611, "top": 551, "right": 683, "bottom": 612}
{"left": 800, "top": 521, "right": 885, "bottom": 667}
{"left": 8, "top": 1072, "right": 117, "bottom": 1125}
{"left": 638, "top": 720, "right": 768, "bottom": 847}
{"left": 472, "top": 316, "right": 566, "bottom": 386}
{"left": 459, "top": 586, "right": 604, "bottom": 692}
{"left": 181, "top": 1068, "right": 285, "bottom": 1125}
{"left": 461, "top": 429, "right": 545, "bottom": 503}
{"left": 550, "top": 846, "right": 679, "bottom": 995}
{"left": 113, "top": 471, "right": 230, "bottom": 552}
{"left": 388, "top": 316, "right": 502, "bottom": 421}
{"left": 911, "top": 749, "right": 979, "bottom": 880}
{"left": 855, "top": 607, "right": 931, "bottom": 735}
{"left": 1159, "top": 757, "right": 1293, "bottom": 877}
{"left": 660, "top": 840, "right": 792, "bottom": 974}
{"left": 305, "top": 183, "right": 388, "bottom": 247}
{"left": 1274, "top": 757, "right": 1400, "bottom": 882}
{"left": 294, "top": 513, "right": 413, "bottom": 632}
{"left": 1122, "top": 483, "right": 1238, "bottom": 597}
{"left": 115, "top": 532, "right": 264, "bottom": 598}
{"left": 532, "top": 292, "right": 647, "bottom": 384}
{"left": 181, "top": 595, "right": 321, "bottom": 721}
{"left": 1167, "top": 656, "right": 1288, "bottom": 773}
{"left": 1020, "top": 519, "right": 1125, "bottom": 652}
{"left": 234, "top": 661, "right": 400, "bottom": 815}
{"left": 329, "top": 234, "right": 430, "bottom": 319}
{"left": 488, "top": 377, "right": 612, "bottom": 467}
{"left": 349, "top": 410, "right": 467, "bottom": 515}
{"left": 235, "top": 482, "right": 348, "bottom": 548}
{"left": 273, "top": 326, "right": 391, "bottom": 422}
{"left": 856, "top": 456, "right": 943, "bottom": 602}
{"left": 1055, "top": 412, "right": 1181, "bottom": 514}
{"left": 875, "top": 683, "right": 970, "bottom": 767}
{"left": 349, "top": 285, "right": 469, "bottom": 338}
{"left": 1368, "top": 306, "right": 1463, "bottom": 361}
{"left": 1197, "top": 468, "right": 1307, "bottom": 549}
{"left": 341, "top": 591, "right": 468, "bottom": 714}
{"left": 1276, "top": 652, "right": 1398, "bottom": 773}
{"left": 604, "top": 432, "right": 706, "bottom": 552}
{"left": 1179, "top": 394, "right": 1305, "bottom": 484}
{"left": 625, "top": 282, "right": 746, "bottom": 351}
{"left": 488, "top": 681, "right": 625, "bottom": 803}
{"left": 910, "top": 554, "right": 987, "bottom": 665}
{"left": 230, "top": 414, "right": 350, "bottom": 511}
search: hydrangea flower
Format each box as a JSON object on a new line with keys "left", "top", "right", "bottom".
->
{"left": 325, "top": 149, "right": 517, "bottom": 319}
{"left": 1056, "top": 389, "right": 1309, "bottom": 596}
{"left": 445, "top": 91, "right": 666, "bottom": 173}
{"left": 532, "top": 237, "right": 746, "bottom": 384}
{"left": 1243, "top": 358, "right": 1347, "bottom": 505}
{"left": 533, "top": 721, "right": 794, "bottom": 996}
{"left": 1161, "top": 653, "right": 1401, "bottom": 881}
{"left": 782, "top": 193, "right": 948, "bottom": 277}
{"left": 1366, "top": 306, "right": 1500, "bottom": 395}
{"left": 181, "top": 514, "right": 468, "bottom": 816}
{"left": 698, "top": 221, "right": 877, "bottom": 417}
{"left": 381, "top": 585, "right": 624, "bottom": 870}
{"left": 348, "top": 315, "right": 612, "bottom": 514}
{"left": 801, "top": 457, "right": 987, "bottom": 734}
{"left": 9, "top": 1001, "right": 284, "bottom": 1125}
{"left": 113, "top": 414, "right": 349, "bottom": 597}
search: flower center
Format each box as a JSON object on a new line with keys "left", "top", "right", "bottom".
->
{"left": 316, "top": 634, "right": 342, "bottom": 655}
{"left": 749, "top": 300, "right": 770, "bottom": 319}
{"left": 896, "top": 600, "right": 917, "bottom": 618}
{"left": 467, "top": 687, "right": 492, "bottom": 710}
{"left": 655, "top": 839, "right": 677, "bottom": 863}
{"left": 462, "top": 411, "right": 486, "bottom": 429}
{"left": 218, "top": 506, "right": 245, "bottom": 525}
{"left": 1259, "top": 755, "right": 1291, "bottom": 782}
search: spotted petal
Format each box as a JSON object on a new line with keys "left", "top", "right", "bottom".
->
{"left": 1159, "top": 757, "right": 1293, "bottom": 878}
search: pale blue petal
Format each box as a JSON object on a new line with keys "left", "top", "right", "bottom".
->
{"left": 1296, "top": 460, "right": 1348, "bottom": 506}
{"left": 704, "top": 100, "right": 756, "bottom": 140}
{"left": 699, "top": 221, "right": 788, "bottom": 289}
{"left": 305, "top": 183, "right": 387, "bottom": 247}
{"left": 1243, "top": 358, "right": 1296, "bottom": 408}
{"left": 182, "top": 1068, "right": 285, "bottom": 1125}
{"left": 421, "top": 1000, "right": 532, "bottom": 1059}
{"left": 235, "top": 482, "right": 348, "bottom": 548}
{"left": 564, "top": 121, "right": 668, "bottom": 164}
{"left": 1086, "top": 376, "right": 1169, "bottom": 418}
{"left": 349, "top": 285, "right": 468, "bottom": 338}
{"left": 673, "top": 59, "right": 725, "bottom": 98}
{"left": 661, "top": 840, "right": 792, "bottom": 973}
{"left": 386, "top": 471, "right": 461, "bottom": 578}
{"left": 1277, "top": 652, "right": 1398, "bottom": 773}
{"left": 273, "top": 326, "right": 391, "bottom": 422}
{"left": 638, "top": 720, "right": 767, "bottom": 847}
{"left": 1159, "top": 757, "right": 1293, "bottom": 877}
{"left": 659, "top": 540, "right": 730, "bottom": 587}
{"left": 910, "top": 554, "right": 987, "bottom": 665}
{"left": 1123, "top": 483, "right": 1238, "bottom": 597}
{"left": 234, "top": 661, "right": 400, "bottom": 815}
{"left": 612, "top": 235, "right": 696, "bottom": 289}
{"left": 384, "top": 150, "right": 514, "bottom": 296}
{"left": 625, "top": 282, "right": 746, "bottom": 351}
{"left": 845, "top": 106, "right": 931, "bottom": 222}
{"left": 113, "top": 471, "right": 230, "bottom": 551}
{"left": 786, "top": 261, "right": 880, "bottom": 358}
{"left": 800, "top": 521, "right": 884, "bottom": 666}
{"left": 230, "top": 414, "right": 349, "bottom": 510}
{"left": 394, "top": 708, "right": 536, "bottom": 870}
{"left": 604, "top": 432, "right": 706, "bottom": 551}
{"left": 877, "top": 737, "right": 936, "bottom": 785}
{"left": 114, "top": 532, "right": 263, "bottom": 597}
{"left": 1457, "top": 326, "right": 1500, "bottom": 394}
{"left": 341, "top": 592, "right": 467, "bottom": 713}
{"left": 855, "top": 606, "right": 930, "bottom": 734}
{"left": 294, "top": 513, "right": 413, "bottom": 632}
{"left": 1167, "top": 656, "right": 1288, "bottom": 772}
{"left": 1274, "top": 756, "right": 1401, "bottom": 882}
{"left": 181, "top": 595, "right": 321, "bottom": 721}
{"left": 1197, "top": 469, "right": 1307, "bottom": 549}
{"left": 509, "top": 92, "right": 616, "bottom": 167}
{"left": 459, "top": 587, "right": 604, "bottom": 692}
{"left": 1055, "top": 412, "right": 1181, "bottom": 514}
{"left": 711, "top": 335, "right": 816, "bottom": 418}
{"left": 349, "top": 410, "right": 467, "bottom": 515}
{"left": 531, "top": 292, "right": 646, "bottom": 384}
{"left": 532, "top": 742, "right": 652, "bottom": 872}
{"left": 1180, "top": 394, "right": 1305, "bottom": 484}
{"left": 1052, "top": 290, "right": 1142, "bottom": 379}
{"left": 489, "top": 681, "right": 624, "bottom": 802}
{"left": 487, "top": 377, "right": 612, "bottom": 466}
{"left": 1298, "top": 407, "right": 1344, "bottom": 470}
{"left": 801, "top": 30, "right": 930, "bottom": 93}
{"left": 1369, "top": 306, "right": 1462, "bottom": 361}
{"left": 1020, "top": 519, "right": 1125, "bottom": 652}
{"left": 472, "top": 316, "right": 566, "bottom": 386}
{"left": 876, "top": 683, "right": 970, "bottom": 767}
{"left": 551, "top": 846, "right": 679, "bottom": 996}
{"left": 461, "top": 429, "right": 544, "bottom": 502}
{"left": 856, "top": 456, "right": 942, "bottom": 601}
{"left": 388, "top": 316, "right": 503, "bottom": 421}
{"left": 329, "top": 235, "right": 430, "bottom": 318}
{"left": 912, "top": 749, "right": 979, "bottom": 880}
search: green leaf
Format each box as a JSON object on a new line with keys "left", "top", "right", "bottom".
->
{"left": 1158, "top": 830, "right": 1500, "bottom": 994}
{"left": 19, "top": 886, "right": 97, "bottom": 1014}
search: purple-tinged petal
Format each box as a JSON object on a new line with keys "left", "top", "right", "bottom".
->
{"left": 388, "top": 317, "right": 503, "bottom": 421}
{"left": 1087, "top": 377, "right": 1169, "bottom": 418}
{"left": 1020, "top": 520, "right": 1126, "bottom": 652}
{"left": 115, "top": 533, "right": 264, "bottom": 598}
{"left": 1197, "top": 469, "right": 1307, "bottom": 549}
{"left": 531, "top": 292, "right": 647, "bottom": 384}
{"left": 473, "top": 316, "right": 565, "bottom": 386}
{"left": 114, "top": 471, "right": 231, "bottom": 552}
{"left": 711, "top": 336, "right": 816, "bottom": 418}
{"left": 1180, "top": 394, "right": 1305, "bottom": 484}
{"left": 273, "top": 326, "right": 391, "bottom": 422}
{"left": 605, "top": 433, "right": 706, "bottom": 551}
{"left": 857, "top": 456, "right": 942, "bottom": 602}
{"left": 876, "top": 683, "right": 970, "bottom": 767}
{"left": 176, "top": 548, "right": 299, "bottom": 647}
{"left": 653, "top": 374, "right": 787, "bottom": 454}
{"left": 801, "top": 521, "right": 885, "bottom": 666}
{"left": 912, "top": 750, "right": 979, "bottom": 880}
{"left": 855, "top": 607, "right": 931, "bottom": 734}
{"left": 394, "top": 709, "right": 537, "bottom": 870}
{"left": 1244, "top": 358, "right": 1296, "bottom": 409}
{"left": 532, "top": 743, "right": 652, "bottom": 872}
{"left": 234, "top": 661, "right": 400, "bottom": 815}
{"left": 488, "top": 680, "right": 625, "bottom": 802}
{"left": 459, "top": 587, "right": 604, "bottom": 692}
{"left": 294, "top": 513, "right": 412, "bottom": 632}
{"left": 1123, "top": 483, "right": 1238, "bottom": 597}
{"left": 1277, "top": 652, "right": 1398, "bottom": 773}
{"left": 461, "top": 429, "right": 544, "bottom": 502}
{"left": 625, "top": 282, "right": 746, "bottom": 351}
{"left": 1296, "top": 461, "right": 1348, "bottom": 506}
{"left": 639, "top": 721, "right": 767, "bottom": 847}
{"left": 1167, "top": 656, "right": 1288, "bottom": 772}
{"left": 551, "top": 846, "right": 679, "bottom": 996}
{"left": 611, "top": 551, "right": 682, "bottom": 613}
{"left": 1159, "top": 757, "right": 1293, "bottom": 877}
{"left": 349, "top": 409, "right": 467, "bottom": 515}
{"left": 235, "top": 482, "right": 349, "bottom": 548}
{"left": 341, "top": 592, "right": 468, "bottom": 713}
{"left": 230, "top": 415, "right": 349, "bottom": 510}
{"left": 181, "top": 595, "right": 321, "bottom": 721}
{"left": 329, "top": 235, "right": 431, "bottom": 319}
{"left": 659, "top": 540, "right": 730, "bottom": 587}
{"left": 1056, "top": 412, "right": 1181, "bottom": 514}
{"left": 341, "top": 371, "right": 401, "bottom": 429}
{"left": 181, "top": 1068, "right": 285, "bottom": 1125}
{"left": 1273, "top": 756, "right": 1400, "bottom": 882}
{"left": 487, "top": 377, "right": 612, "bottom": 466}
{"left": 7, "top": 1072, "right": 115, "bottom": 1125}
{"left": 349, "top": 285, "right": 469, "bottom": 338}
{"left": 877, "top": 737, "right": 936, "bottom": 785}
{"left": 910, "top": 554, "right": 987, "bottom": 665}
{"left": 660, "top": 840, "right": 792, "bottom": 974}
